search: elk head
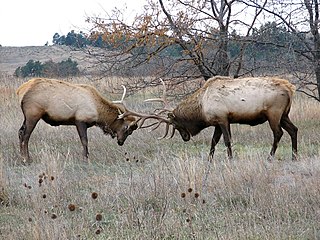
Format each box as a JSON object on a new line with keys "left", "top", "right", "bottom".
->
{"left": 167, "top": 112, "right": 191, "bottom": 141}
{"left": 112, "top": 85, "right": 139, "bottom": 145}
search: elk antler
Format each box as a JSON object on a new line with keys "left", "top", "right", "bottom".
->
{"left": 118, "top": 109, "right": 173, "bottom": 139}
{"left": 112, "top": 85, "right": 127, "bottom": 104}
{"left": 116, "top": 81, "right": 176, "bottom": 139}
{"left": 139, "top": 78, "right": 177, "bottom": 138}
{"left": 144, "top": 78, "right": 173, "bottom": 115}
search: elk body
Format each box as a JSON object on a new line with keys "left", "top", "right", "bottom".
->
{"left": 136, "top": 76, "right": 298, "bottom": 160}
{"left": 17, "top": 78, "right": 138, "bottom": 161}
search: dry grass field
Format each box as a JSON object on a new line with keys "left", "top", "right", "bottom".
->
{"left": 1, "top": 72, "right": 320, "bottom": 239}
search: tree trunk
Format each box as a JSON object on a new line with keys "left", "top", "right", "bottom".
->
{"left": 215, "top": 20, "right": 229, "bottom": 77}
{"left": 315, "top": 65, "right": 320, "bottom": 100}
{"left": 216, "top": 31, "right": 229, "bottom": 76}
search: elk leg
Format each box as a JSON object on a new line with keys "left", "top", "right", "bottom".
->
{"left": 268, "top": 120, "right": 283, "bottom": 159}
{"left": 19, "top": 117, "right": 39, "bottom": 162}
{"left": 280, "top": 115, "right": 298, "bottom": 160}
{"left": 209, "top": 126, "right": 222, "bottom": 158}
{"left": 220, "top": 123, "right": 232, "bottom": 159}
{"left": 75, "top": 121, "right": 89, "bottom": 159}
{"left": 19, "top": 119, "right": 26, "bottom": 153}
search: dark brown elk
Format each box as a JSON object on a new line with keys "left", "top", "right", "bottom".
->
{"left": 122, "top": 76, "right": 298, "bottom": 160}
{"left": 16, "top": 78, "right": 140, "bottom": 162}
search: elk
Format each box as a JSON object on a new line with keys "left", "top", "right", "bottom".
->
{"left": 16, "top": 78, "right": 140, "bottom": 162}
{"left": 122, "top": 76, "right": 298, "bottom": 160}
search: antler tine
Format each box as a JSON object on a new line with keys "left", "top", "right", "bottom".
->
{"left": 118, "top": 109, "right": 150, "bottom": 121}
{"left": 159, "top": 78, "right": 167, "bottom": 104}
{"left": 137, "top": 114, "right": 171, "bottom": 130}
{"left": 113, "top": 85, "right": 126, "bottom": 104}
{"left": 158, "top": 122, "right": 170, "bottom": 139}
{"left": 118, "top": 109, "right": 171, "bottom": 130}
{"left": 154, "top": 108, "right": 173, "bottom": 116}
{"left": 139, "top": 121, "right": 160, "bottom": 129}
{"left": 141, "top": 118, "right": 174, "bottom": 140}
{"left": 144, "top": 78, "right": 172, "bottom": 110}
{"left": 141, "top": 118, "right": 167, "bottom": 131}
{"left": 168, "top": 127, "right": 176, "bottom": 139}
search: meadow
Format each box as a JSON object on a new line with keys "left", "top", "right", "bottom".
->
{"left": 0, "top": 74, "right": 320, "bottom": 239}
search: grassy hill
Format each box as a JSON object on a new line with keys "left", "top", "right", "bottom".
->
{"left": 0, "top": 45, "right": 92, "bottom": 75}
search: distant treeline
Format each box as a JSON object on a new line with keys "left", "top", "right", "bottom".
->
{"left": 51, "top": 22, "right": 308, "bottom": 61}
{"left": 15, "top": 58, "right": 80, "bottom": 78}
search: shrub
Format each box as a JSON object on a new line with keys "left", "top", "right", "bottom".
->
{"left": 15, "top": 58, "right": 80, "bottom": 78}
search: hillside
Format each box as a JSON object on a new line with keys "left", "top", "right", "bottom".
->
{"left": 0, "top": 45, "right": 93, "bottom": 75}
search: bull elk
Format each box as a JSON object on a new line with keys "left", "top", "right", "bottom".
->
{"left": 122, "top": 76, "right": 298, "bottom": 160}
{"left": 16, "top": 78, "right": 140, "bottom": 162}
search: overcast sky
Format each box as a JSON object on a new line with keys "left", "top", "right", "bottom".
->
{"left": 0, "top": 0, "right": 146, "bottom": 47}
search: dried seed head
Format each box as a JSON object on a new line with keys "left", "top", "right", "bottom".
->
{"left": 181, "top": 193, "right": 186, "bottom": 198}
{"left": 202, "top": 199, "right": 206, "bottom": 204}
{"left": 68, "top": 204, "right": 76, "bottom": 211}
{"left": 91, "top": 192, "right": 98, "bottom": 199}
{"left": 95, "top": 229, "right": 101, "bottom": 235}
{"left": 50, "top": 176, "right": 55, "bottom": 181}
{"left": 186, "top": 218, "right": 191, "bottom": 223}
{"left": 28, "top": 217, "right": 32, "bottom": 222}
{"left": 187, "top": 188, "right": 193, "bottom": 193}
{"left": 96, "top": 213, "right": 103, "bottom": 221}
{"left": 42, "top": 194, "right": 47, "bottom": 199}
{"left": 51, "top": 213, "right": 57, "bottom": 219}
{"left": 194, "top": 193, "right": 200, "bottom": 198}
{"left": 39, "top": 178, "right": 43, "bottom": 184}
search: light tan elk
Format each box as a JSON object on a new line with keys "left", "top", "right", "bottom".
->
{"left": 17, "top": 78, "right": 140, "bottom": 161}
{"left": 122, "top": 76, "right": 298, "bottom": 160}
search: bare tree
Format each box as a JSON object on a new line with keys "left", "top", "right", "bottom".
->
{"left": 243, "top": 0, "right": 320, "bottom": 101}
{"left": 86, "top": 0, "right": 264, "bottom": 88}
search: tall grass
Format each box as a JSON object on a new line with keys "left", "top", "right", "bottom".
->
{"left": 1, "top": 75, "right": 320, "bottom": 239}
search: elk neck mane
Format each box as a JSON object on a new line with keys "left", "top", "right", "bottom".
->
{"left": 80, "top": 84, "right": 127, "bottom": 130}
{"left": 173, "top": 82, "right": 209, "bottom": 136}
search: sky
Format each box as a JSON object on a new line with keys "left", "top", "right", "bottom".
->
{"left": 0, "top": 0, "right": 146, "bottom": 47}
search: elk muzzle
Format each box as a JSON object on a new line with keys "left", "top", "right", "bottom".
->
{"left": 116, "top": 122, "right": 138, "bottom": 146}
{"left": 178, "top": 129, "right": 191, "bottom": 141}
